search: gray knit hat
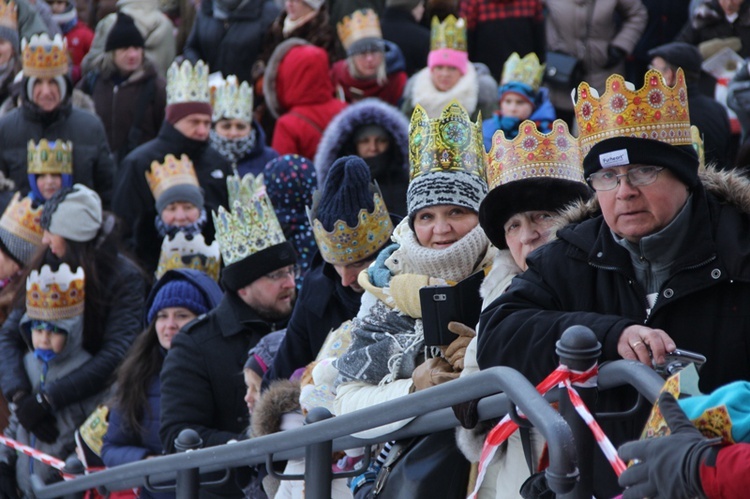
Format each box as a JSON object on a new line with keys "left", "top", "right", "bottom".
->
{"left": 41, "top": 184, "right": 102, "bottom": 242}
{"left": 244, "top": 330, "right": 286, "bottom": 377}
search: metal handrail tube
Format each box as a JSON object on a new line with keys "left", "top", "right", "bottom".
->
{"left": 597, "top": 360, "right": 664, "bottom": 403}
{"left": 32, "top": 366, "right": 577, "bottom": 498}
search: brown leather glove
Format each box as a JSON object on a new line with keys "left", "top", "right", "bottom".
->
{"left": 412, "top": 357, "right": 459, "bottom": 391}
{"left": 442, "top": 321, "right": 476, "bottom": 372}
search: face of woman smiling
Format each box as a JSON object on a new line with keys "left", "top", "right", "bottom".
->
{"left": 413, "top": 204, "right": 478, "bottom": 249}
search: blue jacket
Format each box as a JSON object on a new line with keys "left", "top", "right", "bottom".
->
{"left": 235, "top": 122, "right": 278, "bottom": 177}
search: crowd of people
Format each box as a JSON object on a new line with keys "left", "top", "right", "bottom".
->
{"left": 0, "top": 0, "right": 746, "bottom": 498}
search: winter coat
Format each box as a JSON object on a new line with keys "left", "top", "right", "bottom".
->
{"left": 81, "top": 0, "right": 177, "bottom": 77}
{"left": 0, "top": 254, "right": 145, "bottom": 411}
{"left": 265, "top": 38, "right": 347, "bottom": 160}
{"left": 258, "top": 7, "right": 337, "bottom": 65}
{"left": 545, "top": 0, "right": 647, "bottom": 112}
{"left": 380, "top": 6, "right": 430, "bottom": 77}
{"left": 112, "top": 121, "right": 231, "bottom": 275}
{"left": 688, "top": 85, "right": 730, "bottom": 168}
{"left": 314, "top": 98, "right": 409, "bottom": 216}
{"left": 482, "top": 87, "right": 556, "bottom": 151}
{"left": 478, "top": 168, "right": 750, "bottom": 496}
{"left": 183, "top": 0, "right": 279, "bottom": 83}
{"left": 400, "top": 61, "right": 497, "bottom": 121}
{"left": 64, "top": 20, "right": 94, "bottom": 83}
{"left": 263, "top": 252, "right": 363, "bottom": 386}
{"left": 330, "top": 40, "right": 407, "bottom": 105}
{"left": 0, "top": 95, "right": 115, "bottom": 208}
{"left": 80, "top": 56, "right": 167, "bottom": 162}
{"left": 677, "top": 0, "right": 750, "bottom": 58}
{"left": 15, "top": 0, "right": 53, "bottom": 41}
{"left": 160, "top": 291, "right": 281, "bottom": 498}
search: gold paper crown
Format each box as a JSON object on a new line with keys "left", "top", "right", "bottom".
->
{"left": 28, "top": 139, "right": 73, "bottom": 175}
{"left": 337, "top": 8, "right": 381, "bottom": 51}
{"left": 22, "top": 33, "right": 68, "bottom": 79}
{"left": 500, "top": 52, "right": 545, "bottom": 92}
{"left": 430, "top": 15, "right": 467, "bottom": 52}
{"left": 408, "top": 100, "right": 485, "bottom": 181}
{"left": 26, "top": 263, "right": 85, "bottom": 321}
{"left": 691, "top": 125, "right": 705, "bottom": 171}
{"left": 210, "top": 74, "right": 253, "bottom": 123}
{"left": 0, "top": 192, "right": 43, "bottom": 247}
{"left": 308, "top": 189, "right": 393, "bottom": 265}
{"left": 212, "top": 192, "right": 286, "bottom": 266}
{"left": 166, "top": 59, "right": 210, "bottom": 106}
{"left": 146, "top": 154, "right": 200, "bottom": 201}
{"left": 574, "top": 68, "right": 692, "bottom": 156}
{"left": 155, "top": 232, "right": 221, "bottom": 281}
{"left": 0, "top": 0, "right": 18, "bottom": 30}
{"left": 487, "top": 119, "right": 584, "bottom": 190}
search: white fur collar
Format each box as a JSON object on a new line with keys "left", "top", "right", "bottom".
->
{"left": 410, "top": 63, "right": 479, "bottom": 118}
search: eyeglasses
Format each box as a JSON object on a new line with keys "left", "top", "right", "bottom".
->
{"left": 264, "top": 265, "right": 300, "bottom": 282}
{"left": 587, "top": 166, "right": 664, "bottom": 191}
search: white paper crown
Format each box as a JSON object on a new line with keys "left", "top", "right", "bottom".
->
{"left": 22, "top": 33, "right": 68, "bottom": 78}
{"left": 211, "top": 75, "right": 253, "bottom": 123}
{"left": 167, "top": 59, "right": 210, "bottom": 106}
{"left": 156, "top": 232, "right": 221, "bottom": 281}
{"left": 26, "top": 263, "right": 85, "bottom": 321}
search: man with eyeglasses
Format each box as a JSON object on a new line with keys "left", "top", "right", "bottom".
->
{"left": 477, "top": 68, "right": 750, "bottom": 497}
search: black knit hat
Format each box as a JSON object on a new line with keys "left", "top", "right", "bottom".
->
{"left": 648, "top": 42, "right": 703, "bottom": 80}
{"left": 316, "top": 156, "right": 375, "bottom": 230}
{"left": 105, "top": 13, "right": 145, "bottom": 52}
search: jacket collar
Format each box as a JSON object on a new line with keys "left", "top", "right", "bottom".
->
{"left": 157, "top": 121, "right": 210, "bottom": 157}
{"left": 213, "top": 291, "right": 274, "bottom": 338}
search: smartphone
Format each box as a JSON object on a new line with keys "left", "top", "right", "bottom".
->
{"left": 419, "top": 271, "right": 484, "bottom": 346}
{"left": 653, "top": 348, "right": 706, "bottom": 377}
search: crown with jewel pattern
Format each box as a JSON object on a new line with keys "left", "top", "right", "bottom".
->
{"left": 0, "top": 0, "right": 17, "bottom": 31}
{"left": 166, "top": 59, "right": 210, "bottom": 106}
{"left": 408, "top": 100, "right": 485, "bottom": 181}
{"left": 145, "top": 154, "right": 200, "bottom": 201}
{"left": 500, "top": 52, "right": 545, "bottom": 92}
{"left": 487, "top": 119, "right": 583, "bottom": 190}
{"left": 28, "top": 139, "right": 73, "bottom": 175}
{"left": 155, "top": 232, "right": 221, "bottom": 281}
{"left": 430, "top": 15, "right": 467, "bottom": 52}
{"left": 227, "top": 172, "right": 266, "bottom": 207}
{"left": 22, "top": 33, "right": 68, "bottom": 78}
{"left": 26, "top": 263, "right": 85, "bottom": 321}
{"left": 0, "top": 192, "right": 43, "bottom": 248}
{"left": 691, "top": 125, "right": 705, "bottom": 171}
{"left": 337, "top": 8, "right": 381, "bottom": 51}
{"left": 574, "top": 68, "right": 692, "bottom": 157}
{"left": 211, "top": 75, "right": 253, "bottom": 123}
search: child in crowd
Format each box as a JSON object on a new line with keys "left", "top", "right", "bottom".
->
{"left": 27, "top": 139, "right": 73, "bottom": 204}
{"left": 0, "top": 264, "right": 103, "bottom": 497}
{"left": 482, "top": 52, "right": 555, "bottom": 150}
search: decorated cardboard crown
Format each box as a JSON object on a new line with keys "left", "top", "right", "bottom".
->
{"left": 0, "top": 192, "right": 43, "bottom": 249}
{"left": 307, "top": 186, "right": 393, "bottom": 265}
{"left": 26, "top": 263, "right": 85, "bottom": 321}
{"left": 146, "top": 154, "right": 200, "bottom": 201}
{"left": 487, "top": 119, "right": 584, "bottom": 190}
{"left": 213, "top": 174, "right": 285, "bottom": 266}
{"left": 0, "top": 0, "right": 17, "bottom": 30}
{"left": 430, "top": 15, "right": 467, "bottom": 52}
{"left": 500, "top": 52, "right": 545, "bottom": 93}
{"left": 155, "top": 232, "right": 221, "bottom": 281}
{"left": 408, "top": 100, "right": 485, "bottom": 181}
{"left": 337, "top": 8, "right": 381, "bottom": 51}
{"left": 211, "top": 74, "right": 253, "bottom": 124}
{"left": 22, "top": 33, "right": 68, "bottom": 78}
{"left": 28, "top": 139, "right": 73, "bottom": 175}
{"left": 166, "top": 59, "right": 210, "bottom": 106}
{"left": 574, "top": 68, "right": 692, "bottom": 157}
{"left": 691, "top": 125, "right": 705, "bottom": 171}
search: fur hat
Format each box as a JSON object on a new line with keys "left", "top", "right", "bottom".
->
{"left": 105, "top": 12, "right": 145, "bottom": 52}
{"left": 40, "top": 184, "right": 102, "bottom": 242}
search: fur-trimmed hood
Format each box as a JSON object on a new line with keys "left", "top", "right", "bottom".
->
{"left": 250, "top": 379, "right": 301, "bottom": 438}
{"left": 313, "top": 98, "right": 409, "bottom": 187}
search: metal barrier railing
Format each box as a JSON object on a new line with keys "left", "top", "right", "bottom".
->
{"left": 30, "top": 326, "right": 666, "bottom": 499}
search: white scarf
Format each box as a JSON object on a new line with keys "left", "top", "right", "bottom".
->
{"left": 409, "top": 63, "right": 479, "bottom": 118}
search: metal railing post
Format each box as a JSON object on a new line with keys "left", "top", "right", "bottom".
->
{"left": 174, "top": 429, "right": 203, "bottom": 499}
{"left": 556, "top": 325, "right": 601, "bottom": 499}
{"left": 303, "top": 407, "right": 334, "bottom": 499}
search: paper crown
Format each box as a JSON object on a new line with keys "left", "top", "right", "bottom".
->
{"left": 337, "top": 8, "right": 381, "bottom": 51}
{"left": 0, "top": 0, "right": 17, "bottom": 30}
{"left": 166, "top": 59, "right": 210, "bottom": 106}
{"left": 210, "top": 74, "right": 253, "bottom": 123}
{"left": 145, "top": 154, "right": 200, "bottom": 201}
{"left": 501, "top": 52, "right": 545, "bottom": 92}
{"left": 28, "top": 139, "right": 73, "bottom": 175}
{"left": 0, "top": 192, "right": 43, "bottom": 247}
{"left": 691, "top": 125, "right": 705, "bottom": 171}
{"left": 487, "top": 119, "right": 584, "bottom": 189}
{"left": 26, "top": 263, "right": 85, "bottom": 321}
{"left": 213, "top": 178, "right": 286, "bottom": 266}
{"left": 308, "top": 187, "right": 393, "bottom": 265}
{"left": 227, "top": 172, "right": 266, "bottom": 207}
{"left": 22, "top": 33, "right": 68, "bottom": 78}
{"left": 155, "top": 232, "right": 221, "bottom": 282}
{"left": 408, "top": 100, "right": 485, "bottom": 181}
{"left": 574, "top": 68, "right": 692, "bottom": 157}
{"left": 430, "top": 15, "right": 467, "bottom": 52}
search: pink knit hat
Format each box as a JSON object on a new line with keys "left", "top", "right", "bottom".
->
{"left": 428, "top": 48, "right": 468, "bottom": 75}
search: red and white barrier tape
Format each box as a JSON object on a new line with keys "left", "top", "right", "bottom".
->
{"left": 0, "top": 435, "right": 75, "bottom": 480}
{"left": 468, "top": 364, "right": 626, "bottom": 498}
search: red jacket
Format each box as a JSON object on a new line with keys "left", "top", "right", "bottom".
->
{"left": 701, "top": 443, "right": 750, "bottom": 498}
{"left": 65, "top": 21, "right": 94, "bottom": 83}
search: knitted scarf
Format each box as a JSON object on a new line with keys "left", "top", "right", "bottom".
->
{"left": 209, "top": 128, "right": 256, "bottom": 166}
